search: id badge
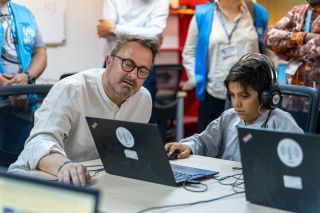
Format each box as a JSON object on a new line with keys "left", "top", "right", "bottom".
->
{"left": 221, "top": 44, "right": 238, "bottom": 60}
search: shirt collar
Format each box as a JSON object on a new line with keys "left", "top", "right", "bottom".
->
{"left": 236, "top": 109, "right": 271, "bottom": 128}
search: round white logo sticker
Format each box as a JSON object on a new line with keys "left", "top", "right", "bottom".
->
{"left": 23, "top": 27, "right": 35, "bottom": 38}
{"left": 277, "top": 138, "right": 303, "bottom": 168}
{"left": 116, "top": 127, "right": 134, "bottom": 148}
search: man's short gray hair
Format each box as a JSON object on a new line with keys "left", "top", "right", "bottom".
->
{"left": 111, "top": 34, "right": 160, "bottom": 63}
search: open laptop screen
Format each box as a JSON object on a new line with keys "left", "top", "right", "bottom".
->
{"left": 0, "top": 170, "right": 99, "bottom": 213}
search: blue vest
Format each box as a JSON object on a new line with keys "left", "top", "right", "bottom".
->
{"left": 0, "top": 2, "right": 38, "bottom": 73}
{"left": 194, "top": 2, "right": 268, "bottom": 101}
{"left": 0, "top": 2, "right": 39, "bottom": 110}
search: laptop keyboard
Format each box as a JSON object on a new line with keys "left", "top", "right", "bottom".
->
{"left": 171, "top": 164, "right": 209, "bottom": 183}
{"left": 172, "top": 171, "right": 204, "bottom": 183}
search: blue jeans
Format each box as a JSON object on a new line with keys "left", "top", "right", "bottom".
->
{"left": 198, "top": 92, "right": 225, "bottom": 132}
{"left": 0, "top": 107, "right": 33, "bottom": 167}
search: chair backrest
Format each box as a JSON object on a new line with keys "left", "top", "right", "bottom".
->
{"left": 279, "top": 84, "right": 319, "bottom": 133}
{"left": 60, "top": 73, "right": 76, "bottom": 80}
{"left": 151, "top": 64, "right": 183, "bottom": 143}
{"left": 0, "top": 84, "right": 53, "bottom": 168}
{"left": 154, "top": 64, "right": 183, "bottom": 105}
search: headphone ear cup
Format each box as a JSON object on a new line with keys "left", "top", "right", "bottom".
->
{"left": 269, "top": 89, "right": 282, "bottom": 109}
{"left": 260, "top": 88, "right": 282, "bottom": 109}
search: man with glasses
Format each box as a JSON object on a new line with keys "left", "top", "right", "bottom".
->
{"left": 97, "top": 0, "right": 169, "bottom": 103}
{"left": 8, "top": 34, "right": 160, "bottom": 186}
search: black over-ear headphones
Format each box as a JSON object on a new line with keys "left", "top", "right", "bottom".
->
{"left": 238, "top": 53, "right": 282, "bottom": 110}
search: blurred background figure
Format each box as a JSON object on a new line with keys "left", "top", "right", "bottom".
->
{"left": 97, "top": 0, "right": 169, "bottom": 104}
{"left": 182, "top": 0, "right": 268, "bottom": 132}
{"left": 265, "top": 0, "right": 320, "bottom": 89}
{"left": 0, "top": 0, "right": 47, "bottom": 167}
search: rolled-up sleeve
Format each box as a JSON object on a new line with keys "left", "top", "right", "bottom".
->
{"left": 8, "top": 83, "right": 78, "bottom": 173}
{"left": 179, "top": 113, "right": 224, "bottom": 157}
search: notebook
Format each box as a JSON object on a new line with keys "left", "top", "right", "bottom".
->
{"left": 237, "top": 126, "right": 320, "bottom": 213}
{"left": 86, "top": 117, "right": 218, "bottom": 186}
{"left": 0, "top": 169, "right": 99, "bottom": 213}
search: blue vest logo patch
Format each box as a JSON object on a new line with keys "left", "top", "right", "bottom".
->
{"left": 23, "top": 26, "right": 35, "bottom": 44}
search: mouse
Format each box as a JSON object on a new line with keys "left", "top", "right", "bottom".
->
{"left": 167, "top": 149, "right": 180, "bottom": 160}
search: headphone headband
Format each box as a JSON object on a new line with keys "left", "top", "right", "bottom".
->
{"left": 239, "top": 53, "right": 278, "bottom": 86}
{"left": 237, "top": 53, "right": 281, "bottom": 109}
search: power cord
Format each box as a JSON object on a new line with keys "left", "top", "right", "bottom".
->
{"left": 136, "top": 191, "right": 243, "bottom": 213}
{"left": 137, "top": 172, "right": 245, "bottom": 213}
{"left": 213, "top": 173, "right": 244, "bottom": 193}
{"left": 182, "top": 176, "right": 208, "bottom": 192}
{"left": 86, "top": 164, "right": 104, "bottom": 178}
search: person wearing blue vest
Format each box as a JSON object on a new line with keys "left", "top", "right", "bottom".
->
{"left": 182, "top": 0, "right": 268, "bottom": 132}
{"left": 0, "top": 0, "right": 47, "bottom": 167}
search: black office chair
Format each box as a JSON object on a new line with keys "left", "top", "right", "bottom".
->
{"left": 60, "top": 73, "right": 76, "bottom": 80}
{"left": 0, "top": 84, "right": 53, "bottom": 168}
{"left": 279, "top": 84, "right": 319, "bottom": 133}
{"left": 150, "top": 64, "right": 183, "bottom": 143}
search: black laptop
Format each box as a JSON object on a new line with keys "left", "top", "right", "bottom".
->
{"left": 0, "top": 169, "right": 99, "bottom": 213}
{"left": 238, "top": 126, "right": 320, "bottom": 213}
{"left": 86, "top": 117, "right": 218, "bottom": 186}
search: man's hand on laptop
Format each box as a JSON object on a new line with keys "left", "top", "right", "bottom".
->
{"left": 165, "top": 142, "right": 192, "bottom": 159}
{"left": 57, "top": 162, "right": 91, "bottom": 186}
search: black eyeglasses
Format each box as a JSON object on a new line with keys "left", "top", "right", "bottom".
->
{"left": 111, "top": 55, "right": 151, "bottom": 79}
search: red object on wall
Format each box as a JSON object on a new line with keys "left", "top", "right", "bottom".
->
{"left": 178, "top": 13, "right": 198, "bottom": 117}
{"left": 179, "top": 0, "right": 210, "bottom": 9}
{"left": 170, "top": 0, "right": 211, "bottom": 136}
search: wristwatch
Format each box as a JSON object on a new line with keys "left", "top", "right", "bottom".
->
{"left": 25, "top": 71, "right": 35, "bottom": 84}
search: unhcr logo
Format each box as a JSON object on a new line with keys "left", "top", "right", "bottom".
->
{"left": 23, "top": 26, "right": 35, "bottom": 44}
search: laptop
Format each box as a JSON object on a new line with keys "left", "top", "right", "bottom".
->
{"left": 0, "top": 169, "right": 99, "bottom": 213}
{"left": 237, "top": 126, "right": 320, "bottom": 213}
{"left": 86, "top": 117, "right": 218, "bottom": 186}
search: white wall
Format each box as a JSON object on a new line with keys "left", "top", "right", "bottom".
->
{"left": 39, "top": 0, "right": 105, "bottom": 82}
{"left": 26, "top": 0, "right": 178, "bottom": 82}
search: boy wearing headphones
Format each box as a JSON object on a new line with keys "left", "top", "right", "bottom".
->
{"left": 165, "top": 54, "right": 303, "bottom": 161}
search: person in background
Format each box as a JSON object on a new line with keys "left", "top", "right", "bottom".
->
{"left": 0, "top": 0, "right": 47, "bottom": 167}
{"left": 165, "top": 54, "right": 303, "bottom": 161}
{"left": 265, "top": 0, "right": 320, "bottom": 88}
{"left": 97, "top": 0, "right": 169, "bottom": 104}
{"left": 8, "top": 34, "right": 160, "bottom": 186}
{"left": 182, "top": 0, "right": 268, "bottom": 132}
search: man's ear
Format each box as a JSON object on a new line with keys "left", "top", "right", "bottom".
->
{"left": 105, "top": 55, "right": 113, "bottom": 70}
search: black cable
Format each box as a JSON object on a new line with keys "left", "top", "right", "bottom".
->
{"left": 213, "top": 173, "right": 245, "bottom": 194}
{"left": 262, "top": 109, "right": 273, "bottom": 128}
{"left": 85, "top": 164, "right": 104, "bottom": 178}
{"left": 182, "top": 176, "right": 208, "bottom": 192}
{"left": 136, "top": 191, "right": 243, "bottom": 213}
{"left": 173, "top": 172, "right": 216, "bottom": 193}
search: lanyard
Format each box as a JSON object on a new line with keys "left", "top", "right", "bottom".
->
{"left": 305, "top": 8, "right": 320, "bottom": 33}
{"left": 216, "top": 6, "right": 241, "bottom": 44}
{"left": 3, "top": 2, "right": 17, "bottom": 44}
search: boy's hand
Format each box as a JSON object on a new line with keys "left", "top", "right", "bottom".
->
{"left": 164, "top": 142, "right": 192, "bottom": 159}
